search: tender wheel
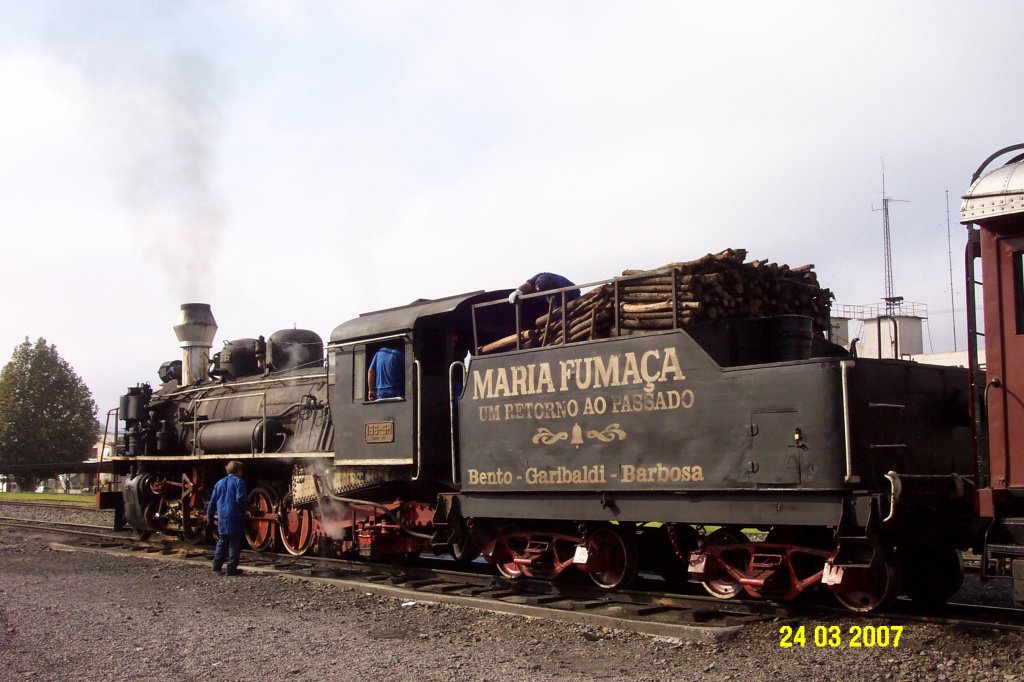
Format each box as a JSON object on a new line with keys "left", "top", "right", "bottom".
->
{"left": 587, "top": 526, "right": 639, "bottom": 590}
{"left": 278, "top": 494, "right": 315, "bottom": 556}
{"left": 493, "top": 525, "right": 525, "bottom": 580}
{"left": 701, "top": 528, "right": 750, "bottom": 600}
{"left": 901, "top": 545, "right": 964, "bottom": 607}
{"left": 656, "top": 524, "right": 700, "bottom": 587}
{"left": 830, "top": 559, "right": 902, "bottom": 612}
{"left": 450, "top": 538, "right": 481, "bottom": 564}
{"left": 496, "top": 556, "right": 524, "bottom": 579}
{"left": 245, "top": 487, "right": 277, "bottom": 552}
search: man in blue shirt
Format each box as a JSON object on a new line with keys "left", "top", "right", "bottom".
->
{"left": 507, "top": 272, "right": 580, "bottom": 305}
{"left": 206, "top": 461, "right": 248, "bottom": 575}
{"left": 508, "top": 272, "right": 581, "bottom": 333}
{"left": 367, "top": 345, "right": 404, "bottom": 400}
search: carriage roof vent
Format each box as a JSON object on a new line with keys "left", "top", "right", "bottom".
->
{"left": 962, "top": 144, "right": 1024, "bottom": 223}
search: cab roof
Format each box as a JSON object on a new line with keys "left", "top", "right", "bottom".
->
{"left": 329, "top": 290, "right": 509, "bottom": 344}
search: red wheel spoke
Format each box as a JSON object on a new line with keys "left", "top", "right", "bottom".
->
{"left": 279, "top": 494, "right": 315, "bottom": 556}
{"left": 245, "top": 487, "right": 277, "bottom": 552}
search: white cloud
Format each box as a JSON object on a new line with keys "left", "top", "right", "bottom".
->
{"left": 1, "top": 1, "right": 1022, "bottom": 411}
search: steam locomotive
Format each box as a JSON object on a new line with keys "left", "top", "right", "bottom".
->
{"left": 105, "top": 145, "right": 1024, "bottom": 612}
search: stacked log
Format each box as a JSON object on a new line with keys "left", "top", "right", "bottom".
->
{"left": 614, "top": 248, "right": 833, "bottom": 334}
{"left": 481, "top": 249, "right": 832, "bottom": 352}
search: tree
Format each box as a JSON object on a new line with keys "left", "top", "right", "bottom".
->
{"left": 0, "top": 338, "right": 98, "bottom": 478}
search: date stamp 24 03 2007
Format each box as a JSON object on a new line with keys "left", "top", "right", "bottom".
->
{"left": 779, "top": 624, "right": 904, "bottom": 648}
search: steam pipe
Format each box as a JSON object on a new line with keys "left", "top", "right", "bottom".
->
{"left": 313, "top": 474, "right": 433, "bottom": 540}
{"left": 173, "top": 372, "right": 327, "bottom": 396}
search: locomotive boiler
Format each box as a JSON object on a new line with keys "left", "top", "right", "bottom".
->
{"left": 118, "top": 304, "right": 334, "bottom": 553}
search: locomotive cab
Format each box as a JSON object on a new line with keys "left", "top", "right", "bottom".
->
{"left": 328, "top": 291, "right": 510, "bottom": 484}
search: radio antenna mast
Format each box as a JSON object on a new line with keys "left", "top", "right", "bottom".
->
{"left": 873, "top": 162, "right": 908, "bottom": 313}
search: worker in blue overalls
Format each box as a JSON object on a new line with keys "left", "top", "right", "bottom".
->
{"left": 207, "top": 460, "right": 248, "bottom": 575}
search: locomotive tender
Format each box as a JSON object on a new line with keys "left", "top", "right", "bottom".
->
{"left": 106, "top": 146, "right": 1024, "bottom": 612}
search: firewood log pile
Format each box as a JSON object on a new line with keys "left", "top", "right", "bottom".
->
{"left": 480, "top": 249, "right": 832, "bottom": 353}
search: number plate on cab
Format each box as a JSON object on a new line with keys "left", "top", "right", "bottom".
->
{"left": 364, "top": 421, "right": 395, "bottom": 443}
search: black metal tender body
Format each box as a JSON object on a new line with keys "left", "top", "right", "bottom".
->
{"left": 455, "top": 329, "right": 972, "bottom": 524}
{"left": 434, "top": 288, "right": 975, "bottom": 606}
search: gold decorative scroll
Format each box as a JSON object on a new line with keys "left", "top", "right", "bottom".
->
{"left": 532, "top": 423, "right": 628, "bottom": 448}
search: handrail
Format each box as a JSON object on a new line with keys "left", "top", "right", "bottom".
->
{"left": 472, "top": 266, "right": 685, "bottom": 353}
{"left": 448, "top": 360, "right": 466, "bottom": 484}
{"left": 327, "top": 332, "right": 410, "bottom": 350}
{"left": 96, "top": 407, "right": 119, "bottom": 492}
{"left": 970, "top": 143, "right": 1024, "bottom": 183}
{"left": 876, "top": 315, "right": 898, "bottom": 359}
{"left": 169, "top": 370, "right": 328, "bottom": 397}
{"left": 412, "top": 359, "right": 423, "bottom": 481}
{"left": 841, "top": 360, "right": 858, "bottom": 484}
{"left": 964, "top": 226, "right": 989, "bottom": 489}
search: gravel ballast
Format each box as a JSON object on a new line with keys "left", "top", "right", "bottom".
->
{"left": 1, "top": 525, "right": 1023, "bottom": 681}
{"left": 0, "top": 502, "right": 114, "bottom": 527}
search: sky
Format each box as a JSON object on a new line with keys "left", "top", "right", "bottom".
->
{"left": 1, "top": 1, "right": 1022, "bottom": 417}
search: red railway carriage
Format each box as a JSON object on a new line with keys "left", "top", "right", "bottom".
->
{"left": 962, "top": 144, "right": 1024, "bottom": 604}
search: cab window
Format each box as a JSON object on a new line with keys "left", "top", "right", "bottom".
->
{"left": 364, "top": 342, "right": 406, "bottom": 401}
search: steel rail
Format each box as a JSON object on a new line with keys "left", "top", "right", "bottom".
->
{"left": 0, "top": 517, "right": 129, "bottom": 541}
{"left": 0, "top": 500, "right": 101, "bottom": 512}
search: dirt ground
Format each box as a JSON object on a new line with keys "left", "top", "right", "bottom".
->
{"left": 1, "top": 527, "right": 1022, "bottom": 681}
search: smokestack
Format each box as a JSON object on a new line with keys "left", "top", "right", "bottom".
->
{"left": 173, "top": 303, "right": 217, "bottom": 386}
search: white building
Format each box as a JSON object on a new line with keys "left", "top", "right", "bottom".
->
{"left": 831, "top": 301, "right": 983, "bottom": 369}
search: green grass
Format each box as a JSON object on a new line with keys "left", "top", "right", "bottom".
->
{"left": 0, "top": 492, "right": 95, "bottom": 505}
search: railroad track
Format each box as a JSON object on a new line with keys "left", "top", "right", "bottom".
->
{"left": 66, "top": 536, "right": 771, "bottom": 640}
{"left": 0, "top": 516, "right": 129, "bottom": 541}
{"left": 0, "top": 516, "right": 757, "bottom": 639}
{"left": 880, "top": 599, "right": 1024, "bottom": 632}
{"left": 3, "top": 518, "right": 1021, "bottom": 637}
{"left": 0, "top": 500, "right": 102, "bottom": 512}
{"left": 65, "top": 535, "right": 1024, "bottom": 634}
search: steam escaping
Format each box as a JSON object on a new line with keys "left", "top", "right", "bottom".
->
{"left": 304, "top": 460, "right": 349, "bottom": 542}
{"left": 39, "top": 5, "right": 228, "bottom": 299}
{"left": 118, "top": 52, "right": 226, "bottom": 300}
